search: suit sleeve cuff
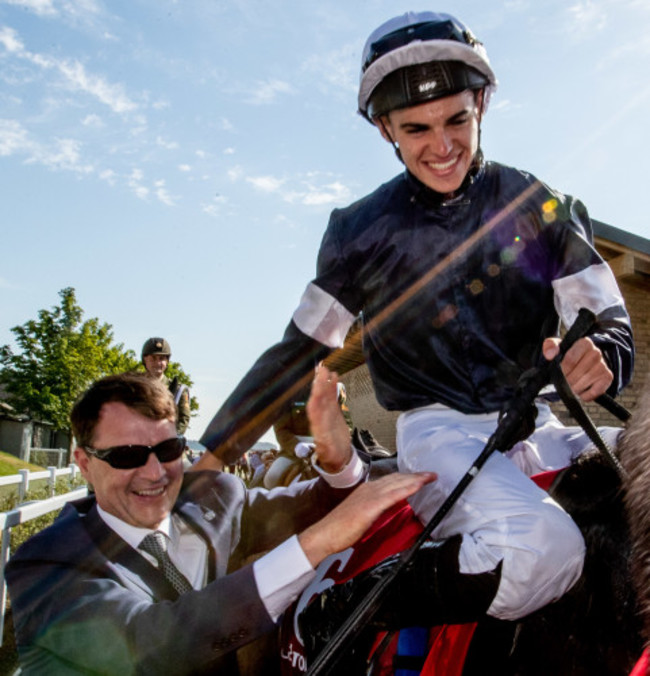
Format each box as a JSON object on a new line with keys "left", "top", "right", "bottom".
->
{"left": 253, "top": 535, "right": 316, "bottom": 623}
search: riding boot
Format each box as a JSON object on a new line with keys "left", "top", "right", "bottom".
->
{"left": 299, "top": 535, "right": 501, "bottom": 667}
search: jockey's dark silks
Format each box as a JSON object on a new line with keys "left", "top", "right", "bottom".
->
{"left": 201, "top": 160, "right": 633, "bottom": 463}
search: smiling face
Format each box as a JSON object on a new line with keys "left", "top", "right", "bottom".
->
{"left": 74, "top": 401, "right": 182, "bottom": 530}
{"left": 378, "top": 89, "right": 482, "bottom": 195}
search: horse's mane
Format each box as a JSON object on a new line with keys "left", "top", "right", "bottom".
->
{"left": 621, "top": 383, "right": 650, "bottom": 653}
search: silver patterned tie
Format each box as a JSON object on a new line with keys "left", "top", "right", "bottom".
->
{"left": 139, "top": 531, "right": 193, "bottom": 595}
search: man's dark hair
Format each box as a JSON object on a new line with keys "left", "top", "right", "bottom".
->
{"left": 71, "top": 372, "right": 176, "bottom": 447}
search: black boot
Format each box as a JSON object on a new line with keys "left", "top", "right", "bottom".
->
{"left": 299, "top": 535, "right": 501, "bottom": 668}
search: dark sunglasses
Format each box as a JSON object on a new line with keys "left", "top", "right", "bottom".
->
{"left": 363, "top": 20, "right": 472, "bottom": 73}
{"left": 84, "top": 436, "right": 186, "bottom": 469}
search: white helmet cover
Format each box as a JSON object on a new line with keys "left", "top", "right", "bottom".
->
{"left": 358, "top": 11, "right": 497, "bottom": 120}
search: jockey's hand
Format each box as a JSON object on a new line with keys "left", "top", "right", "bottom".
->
{"left": 542, "top": 336, "right": 613, "bottom": 402}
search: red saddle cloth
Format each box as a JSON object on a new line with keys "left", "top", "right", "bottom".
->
{"left": 280, "top": 469, "right": 565, "bottom": 675}
{"left": 629, "top": 649, "right": 649, "bottom": 676}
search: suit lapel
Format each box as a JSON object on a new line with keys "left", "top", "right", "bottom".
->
{"left": 82, "top": 504, "right": 181, "bottom": 601}
{"left": 174, "top": 501, "right": 218, "bottom": 583}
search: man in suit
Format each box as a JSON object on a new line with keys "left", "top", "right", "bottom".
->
{"left": 6, "top": 370, "right": 434, "bottom": 675}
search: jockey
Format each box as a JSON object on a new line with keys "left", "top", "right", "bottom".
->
{"left": 198, "top": 11, "right": 633, "bottom": 625}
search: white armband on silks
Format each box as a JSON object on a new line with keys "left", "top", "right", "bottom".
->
{"left": 253, "top": 535, "right": 316, "bottom": 623}
{"left": 552, "top": 262, "right": 626, "bottom": 328}
{"left": 311, "top": 445, "right": 366, "bottom": 489}
{"left": 292, "top": 283, "right": 355, "bottom": 348}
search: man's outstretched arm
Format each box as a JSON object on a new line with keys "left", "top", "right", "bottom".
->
{"left": 196, "top": 323, "right": 330, "bottom": 470}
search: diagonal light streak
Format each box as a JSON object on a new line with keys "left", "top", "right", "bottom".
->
{"left": 215, "top": 179, "right": 544, "bottom": 457}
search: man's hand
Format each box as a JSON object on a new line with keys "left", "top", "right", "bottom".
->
{"left": 306, "top": 367, "right": 353, "bottom": 473}
{"left": 298, "top": 471, "right": 437, "bottom": 568}
{"left": 542, "top": 336, "right": 613, "bottom": 401}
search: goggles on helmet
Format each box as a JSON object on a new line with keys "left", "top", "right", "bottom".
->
{"left": 362, "top": 20, "right": 473, "bottom": 74}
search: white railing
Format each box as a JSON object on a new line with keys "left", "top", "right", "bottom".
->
{"left": 0, "top": 473, "right": 88, "bottom": 647}
{"left": 28, "top": 447, "right": 67, "bottom": 468}
{"left": 0, "top": 464, "right": 80, "bottom": 502}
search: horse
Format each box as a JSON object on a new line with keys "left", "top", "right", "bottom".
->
{"left": 283, "top": 433, "right": 644, "bottom": 675}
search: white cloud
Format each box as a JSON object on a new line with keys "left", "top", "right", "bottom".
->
{"left": 156, "top": 135, "right": 179, "bottom": 150}
{"left": 202, "top": 194, "right": 228, "bottom": 218}
{"left": 178, "top": 164, "right": 191, "bottom": 172}
{"left": 0, "top": 25, "right": 138, "bottom": 114}
{"left": 0, "top": 118, "right": 92, "bottom": 173}
{"left": 245, "top": 79, "right": 294, "bottom": 105}
{"left": 57, "top": 59, "right": 137, "bottom": 113}
{"left": 154, "top": 179, "right": 176, "bottom": 206}
{"left": 0, "top": 0, "right": 103, "bottom": 23}
{"left": 223, "top": 147, "right": 235, "bottom": 155}
{"left": 129, "top": 115, "right": 148, "bottom": 135}
{"left": 227, "top": 165, "right": 243, "bottom": 181}
{"left": 227, "top": 165, "right": 351, "bottom": 206}
{"left": 284, "top": 180, "right": 351, "bottom": 206}
{"left": 302, "top": 44, "right": 358, "bottom": 93}
{"left": 27, "top": 136, "right": 92, "bottom": 173}
{"left": 0, "top": 118, "right": 30, "bottom": 155}
{"left": 0, "top": 0, "right": 56, "bottom": 16}
{"left": 0, "top": 25, "right": 25, "bottom": 53}
{"left": 246, "top": 174, "right": 285, "bottom": 193}
{"left": 81, "top": 113, "right": 103, "bottom": 127}
{"left": 99, "top": 168, "right": 116, "bottom": 185}
{"left": 124, "top": 172, "right": 177, "bottom": 206}
{"left": 566, "top": 1, "right": 607, "bottom": 37}
{"left": 44, "top": 137, "right": 92, "bottom": 172}
{"left": 490, "top": 99, "right": 521, "bottom": 115}
{"left": 132, "top": 185, "right": 148, "bottom": 199}
{"left": 128, "top": 168, "right": 148, "bottom": 199}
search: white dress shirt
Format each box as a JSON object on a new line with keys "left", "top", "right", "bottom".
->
{"left": 96, "top": 448, "right": 366, "bottom": 622}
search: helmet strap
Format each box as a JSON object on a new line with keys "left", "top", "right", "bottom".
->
{"left": 376, "top": 117, "right": 404, "bottom": 165}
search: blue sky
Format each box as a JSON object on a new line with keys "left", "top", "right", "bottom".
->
{"left": 1, "top": 0, "right": 649, "bottom": 443}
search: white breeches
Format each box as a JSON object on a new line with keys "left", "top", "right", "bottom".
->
{"left": 397, "top": 402, "right": 622, "bottom": 621}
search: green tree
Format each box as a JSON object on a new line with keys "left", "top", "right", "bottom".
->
{"left": 0, "top": 288, "right": 139, "bottom": 451}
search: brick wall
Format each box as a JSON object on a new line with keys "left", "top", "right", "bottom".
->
{"left": 342, "top": 273, "right": 650, "bottom": 453}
